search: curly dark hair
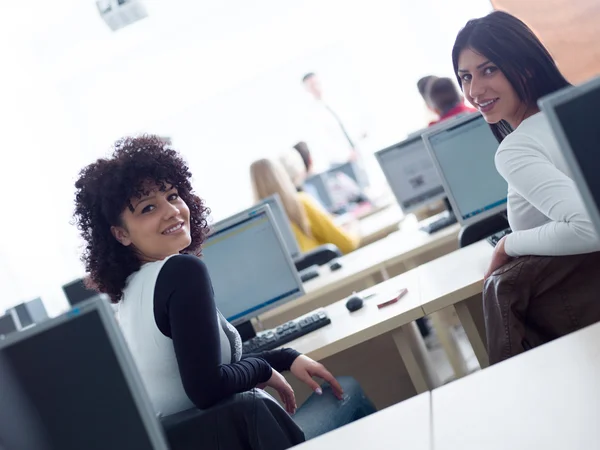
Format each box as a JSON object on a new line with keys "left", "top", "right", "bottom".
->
{"left": 73, "top": 135, "right": 210, "bottom": 303}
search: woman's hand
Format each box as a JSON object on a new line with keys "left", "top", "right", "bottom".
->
{"left": 484, "top": 236, "right": 513, "bottom": 280}
{"left": 290, "top": 355, "right": 344, "bottom": 400}
{"left": 258, "top": 369, "right": 297, "bottom": 414}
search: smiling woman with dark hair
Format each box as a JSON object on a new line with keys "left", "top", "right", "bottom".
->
{"left": 452, "top": 11, "right": 600, "bottom": 362}
{"left": 74, "top": 135, "right": 211, "bottom": 303}
{"left": 452, "top": 11, "right": 600, "bottom": 273}
{"left": 73, "top": 135, "right": 374, "bottom": 441}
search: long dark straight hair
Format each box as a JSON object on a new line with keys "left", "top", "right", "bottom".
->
{"left": 452, "top": 11, "right": 571, "bottom": 143}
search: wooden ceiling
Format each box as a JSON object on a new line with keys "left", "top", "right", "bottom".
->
{"left": 492, "top": 0, "right": 600, "bottom": 83}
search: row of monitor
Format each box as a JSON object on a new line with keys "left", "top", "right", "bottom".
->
{"left": 187, "top": 119, "right": 511, "bottom": 329}
{"left": 376, "top": 112, "right": 508, "bottom": 229}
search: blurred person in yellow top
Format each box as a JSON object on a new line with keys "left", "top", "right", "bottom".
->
{"left": 250, "top": 150, "right": 359, "bottom": 255}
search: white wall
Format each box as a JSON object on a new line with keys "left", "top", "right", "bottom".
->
{"left": 0, "top": 0, "right": 492, "bottom": 315}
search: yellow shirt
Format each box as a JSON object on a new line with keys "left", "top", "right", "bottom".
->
{"left": 291, "top": 192, "right": 359, "bottom": 255}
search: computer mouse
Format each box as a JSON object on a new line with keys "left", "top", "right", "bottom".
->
{"left": 345, "top": 295, "right": 364, "bottom": 312}
{"left": 329, "top": 260, "right": 343, "bottom": 271}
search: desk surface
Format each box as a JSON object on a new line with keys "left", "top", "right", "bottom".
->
{"left": 418, "top": 240, "right": 492, "bottom": 314}
{"left": 433, "top": 321, "right": 600, "bottom": 450}
{"left": 385, "top": 222, "right": 461, "bottom": 268}
{"left": 288, "top": 269, "right": 422, "bottom": 361}
{"left": 294, "top": 392, "right": 431, "bottom": 450}
{"left": 358, "top": 205, "right": 404, "bottom": 245}
{"left": 260, "top": 225, "right": 459, "bottom": 323}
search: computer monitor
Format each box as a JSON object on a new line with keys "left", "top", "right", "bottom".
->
{"left": 257, "top": 194, "right": 302, "bottom": 260}
{"left": 304, "top": 163, "right": 368, "bottom": 214}
{"left": 6, "top": 298, "right": 48, "bottom": 329}
{"left": 539, "top": 75, "right": 600, "bottom": 235}
{"left": 329, "top": 161, "right": 370, "bottom": 190}
{"left": 423, "top": 113, "right": 508, "bottom": 226}
{"left": 0, "top": 298, "right": 169, "bottom": 450}
{"left": 375, "top": 135, "right": 446, "bottom": 213}
{"left": 405, "top": 111, "right": 475, "bottom": 140}
{"left": 202, "top": 205, "right": 304, "bottom": 326}
{"left": 303, "top": 172, "right": 335, "bottom": 211}
{"left": 0, "top": 314, "right": 18, "bottom": 339}
{"left": 62, "top": 278, "right": 102, "bottom": 306}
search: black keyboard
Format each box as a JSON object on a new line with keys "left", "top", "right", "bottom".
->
{"left": 242, "top": 309, "right": 331, "bottom": 353}
{"left": 299, "top": 267, "right": 320, "bottom": 283}
{"left": 420, "top": 214, "right": 458, "bottom": 234}
{"left": 486, "top": 228, "right": 512, "bottom": 247}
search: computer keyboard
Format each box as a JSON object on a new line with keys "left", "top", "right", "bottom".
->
{"left": 242, "top": 309, "right": 331, "bottom": 353}
{"left": 299, "top": 267, "right": 320, "bottom": 283}
{"left": 486, "top": 228, "right": 512, "bottom": 247}
{"left": 420, "top": 214, "right": 458, "bottom": 234}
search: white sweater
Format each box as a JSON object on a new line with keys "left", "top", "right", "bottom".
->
{"left": 495, "top": 113, "right": 600, "bottom": 257}
{"left": 117, "top": 256, "right": 234, "bottom": 416}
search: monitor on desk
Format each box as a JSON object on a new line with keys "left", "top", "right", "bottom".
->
{"left": 303, "top": 172, "right": 336, "bottom": 212}
{"left": 62, "top": 278, "right": 103, "bottom": 306}
{"left": 304, "top": 162, "right": 369, "bottom": 214}
{"left": 6, "top": 298, "right": 48, "bottom": 329}
{"left": 202, "top": 205, "right": 305, "bottom": 326}
{"left": 375, "top": 135, "right": 446, "bottom": 213}
{"left": 329, "top": 161, "right": 370, "bottom": 190}
{"left": 539, "top": 75, "right": 600, "bottom": 235}
{"left": 423, "top": 113, "right": 508, "bottom": 226}
{"left": 0, "top": 313, "right": 18, "bottom": 338}
{"left": 0, "top": 298, "right": 169, "bottom": 450}
{"left": 256, "top": 194, "right": 302, "bottom": 260}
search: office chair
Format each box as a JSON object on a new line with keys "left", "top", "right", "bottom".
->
{"left": 293, "top": 244, "right": 342, "bottom": 272}
{"left": 161, "top": 389, "right": 305, "bottom": 450}
{"left": 458, "top": 213, "right": 510, "bottom": 248}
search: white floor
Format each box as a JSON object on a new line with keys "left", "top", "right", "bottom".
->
{"left": 426, "top": 323, "right": 480, "bottom": 384}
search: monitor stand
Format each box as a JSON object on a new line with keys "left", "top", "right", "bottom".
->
{"left": 235, "top": 320, "right": 257, "bottom": 342}
{"left": 419, "top": 198, "right": 458, "bottom": 234}
{"left": 458, "top": 212, "right": 510, "bottom": 248}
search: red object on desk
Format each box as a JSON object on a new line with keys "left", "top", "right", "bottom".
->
{"left": 351, "top": 202, "right": 373, "bottom": 219}
{"left": 377, "top": 288, "right": 408, "bottom": 309}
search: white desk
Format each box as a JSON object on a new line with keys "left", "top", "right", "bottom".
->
{"left": 275, "top": 241, "right": 493, "bottom": 404}
{"left": 289, "top": 269, "right": 439, "bottom": 393}
{"left": 290, "top": 270, "right": 422, "bottom": 361}
{"left": 259, "top": 224, "right": 460, "bottom": 328}
{"left": 294, "top": 392, "right": 431, "bottom": 450}
{"left": 259, "top": 245, "right": 389, "bottom": 328}
{"left": 418, "top": 240, "right": 493, "bottom": 373}
{"left": 358, "top": 204, "right": 404, "bottom": 246}
{"left": 433, "top": 321, "right": 600, "bottom": 450}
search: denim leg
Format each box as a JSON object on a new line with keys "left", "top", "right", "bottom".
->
{"left": 292, "top": 376, "right": 376, "bottom": 440}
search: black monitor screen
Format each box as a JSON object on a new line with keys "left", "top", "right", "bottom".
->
{"left": 62, "top": 279, "right": 98, "bottom": 306}
{"left": 0, "top": 315, "right": 17, "bottom": 337}
{"left": 0, "top": 310, "right": 158, "bottom": 449}
{"left": 330, "top": 161, "right": 369, "bottom": 189}
{"left": 13, "top": 303, "right": 33, "bottom": 328}
{"left": 554, "top": 87, "right": 600, "bottom": 221}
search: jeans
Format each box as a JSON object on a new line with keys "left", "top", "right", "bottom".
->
{"left": 292, "top": 376, "right": 376, "bottom": 441}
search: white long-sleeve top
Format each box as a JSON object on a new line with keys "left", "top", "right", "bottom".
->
{"left": 495, "top": 112, "right": 600, "bottom": 257}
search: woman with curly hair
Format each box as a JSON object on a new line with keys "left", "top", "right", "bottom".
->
{"left": 73, "top": 135, "right": 375, "bottom": 441}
